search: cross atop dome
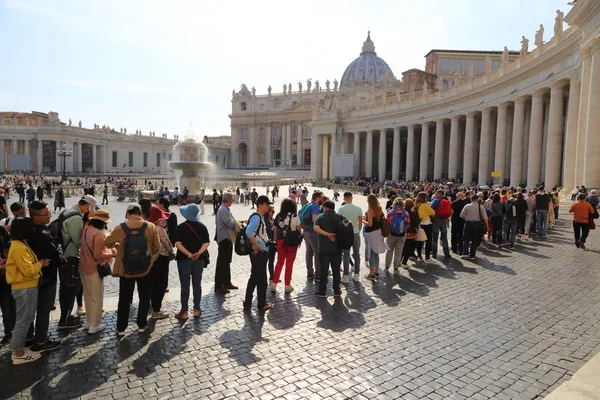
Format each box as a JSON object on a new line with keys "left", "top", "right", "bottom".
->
{"left": 361, "top": 30, "right": 376, "bottom": 55}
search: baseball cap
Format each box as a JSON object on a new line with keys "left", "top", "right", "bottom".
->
{"left": 126, "top": 203, "right": 141, "bottom": 212}
{"left": 83, "top": 195, "right": 99, "bottom": 210}
{"left": 256, "top": 195, "right": 273, "bottom": 205}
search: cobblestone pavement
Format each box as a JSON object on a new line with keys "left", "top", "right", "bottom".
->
{"left": 1, "top": 188, "right": 600, "bottom": 400}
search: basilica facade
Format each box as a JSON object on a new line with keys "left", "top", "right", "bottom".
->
{"left": 0, "top": 111, "right": 176, "bottom": 174}
{"left": 230, "top": 0, "right": 600, "bottom": 190}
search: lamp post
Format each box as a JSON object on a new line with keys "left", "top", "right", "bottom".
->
{"left": 56, "top": 143, "right": 72, "bottom": 182}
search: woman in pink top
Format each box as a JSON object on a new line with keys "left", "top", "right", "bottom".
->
{"left": 79, "top": 210, "right": 116, "bottom": 334}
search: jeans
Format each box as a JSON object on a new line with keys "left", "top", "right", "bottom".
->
{"left": 431, "top": 218, "right": 450, "bottom": 257}
{"left": 0, "top": 275, "right": 16, "bottom": 336}
{"left": 363, "top": 232, "right": 370, "bottom": 262}
{"left": 117, "top": 275, "right": 151, "bottom": 332}
{"left": 451, "top": 218, "right": 464, "bottom": 254}
{"left": 318, "top": 251, "right": 342, "bottom": 295}
{"left": 573, "top": 222, "right": 590, "bottom": 244}
{"left": 215, "top": 239, "right": 232, "bottom": 289}
{"left": 150, "top": 255, "right": 170, "bottom": 312}
{"left": 554, "top": 206, "right": 559, "bottom": 220}
{"left": 177, "top": 258, "right": 204, "bottom": 312}
{"left": 27, "top": 283, "right": 57, "bottom": 345}
{"left": 385, "top": 235, "right": 406, "bottom": 269}
{"left": 303, "top": 231, "right": 320, "bottom": 279}
{"left": 536, "top": 210, "right": 548, "bottom": 236}
{"left": 342, "top": 233, "right": 361, "bottom": 275}
{"left": 517, "top": 214, "right": 526, "bottom": 235}
{"left": 273, "top": 240, "right": 298, "bottom": 286}
{"left": 491, "top": 216, "right": 503, "bottom": 244}
{"left": 59, "top": 258, "right": 82, "bottom": 323}
{"left": 502, "top": 218, "right": 518, "bottom": 247}
{"left": 462, "top": 221, "right": 482, "bottom": 258}
{"left": 10, "top": 287, "right": 38, "bottom": 352}
{"left": 244, "top": 251, "right": 268, "bottom": 309}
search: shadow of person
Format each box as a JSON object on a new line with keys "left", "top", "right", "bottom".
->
{"left": 314, "top": 296, "right": 366, "bottom": 332}
{"left": 343, "top": 284, "right": 378, "bottom": 312}
{"left": 393, "top": 272, "right": 430, "bottom": 297}
{"left": 371, "top": 272, "right": 406, "bottom": 307}
{"left": 475, "top": 258, "right": 517, "bottom": 275}
{"left": 219, "top": 312, "right": 267, "bottom": 366}
{"left": 266, "top": 296, "right": 302, "bottom": 330}
{"left": 407, "top": 268, "right": 439, "bottom": 288}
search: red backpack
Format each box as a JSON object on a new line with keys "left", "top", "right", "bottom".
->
{"left": 436, "top": 198, "right": 452, "bottom": 219}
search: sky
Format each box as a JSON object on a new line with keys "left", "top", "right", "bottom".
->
{"left": 0, "top": 0, "right": 570, "bottom": 139}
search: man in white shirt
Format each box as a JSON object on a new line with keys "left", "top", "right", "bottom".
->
{"left": 337, "top": 192, "right": 363, "bottom": 283}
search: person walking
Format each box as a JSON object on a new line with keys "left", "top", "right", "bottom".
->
{"left": 337, "top": 192, "right": 362, "bottom": 283}
{"left": 104, "top": 203, "right": 160, "bottom": 335}
{"left": 36, "top": 186, "right": 44, "bottom": 202}
{"left": 212, "top": 189, "right": 220, "bottom": 215}
{"left": 502, "top": 194, "right": 520, "bottom": 249}
{"left": 173, "top": 204, "right": 210, "bottom": 319}
{"left": 79, "top": 210, "right": 115, "bottom": 334}
{"left": 272, "top": 198, "right": 302, "bottom": 293}
{"left": 460, "top": 194, "right": 488, "bottom": 260}
{"left": 313, "top": 200, "right": 343, "bottom": 297}
{"left": 101, "top": 184, "right": 109, "bottom": 205}
{"left": 569, "top": 193, "right": 595, "bottom": 249}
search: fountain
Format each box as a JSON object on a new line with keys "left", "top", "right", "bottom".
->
{"left": 168, "top": 136, "right": 213, "bottom": 195}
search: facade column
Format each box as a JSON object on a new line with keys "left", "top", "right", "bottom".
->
{"left": 330, "top": 134, "right": 337, "bottom": 179}
{"left": 286, "top": 122, "right": 292, "bottom": 168}
{"left": 266, "top": 124, "right": 272, "bottom": 167}
{"left": 11, "top": 139, "right": 16, "bottom": 155}
{"left": 463, "top": 112, "right": 476, "bottom": 184}
{"left": 24, "top": 139, "right": 30, "bottom": 170}
{"left": 563, "top": 79, "right": 581, "bottom": 189}
{"left": 420, "top": 123, "right": 430, "bottom": 181}
{"left": 55, "top": 141, "right": 62, "bottom": 174}
{"left": 36, "top": 140, "right": 43, "bottom": 173}
{"left": 89, "top": 144, "right": 95, "bottom": 173}
{"left": 433, "top": 120, "right": 445, "bottom": 180}
{"left": 510, "top": 97, "right": 527, "bottom": 187}
{"left": 342, "top": 131, "right": 350, "bottom": 154}
{"left": 406, "top": 125, "right": 415, "bottom": 180}
{"left": 448, "top": 116, "right": 460, "bottom": 179}
{"left": 353, "top": 132, "right": 361, "bottom": 178}
{"left": 545, "top": 81, "right": 566, "bottom": 189}
{"left": 310, "top": 133, "right": 320, "bottom": 181}
{"left": 526, "top": 89, "right": 546, "bottom": 188}
{"left": 392, "top": 127, "right": 401, "bottom": 181}
{"left": 575, "top": 50, "right": 592, "bottom": 186}
{"left": 231, "top": 126, "right": 238, "bottom": 168}
{"left": 494, "top": 103, "right": 509, "bottom": 178}
{"left": 478, "top": 107, "right": 493, "bottom": 185}
{"left": 0, "top": 139, "right": 4, "bottom": 170}
{"left": 378, "top": 130, "right": 387, "bottom": 182}
{"left": 583, "top": 42, "right": 600, "bottom": 187}
{"left": 248, "top": 125, "right": 256, "bottom": 167}
{"left": 296, "top": 123, "right": 303, "bottom": 167}
{"left": 365, "top": 130, "right": 374, "bottom": 178}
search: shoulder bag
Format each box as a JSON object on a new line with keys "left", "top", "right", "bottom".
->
{"left": 185, "top": 222, "right": 210, "bottom": 266}
{"left": 478, "top": 204, "right": 488, "bottom": 235}
{"left": 84, "top": 230, "right": 112, "bottom": 279}
{"left": 283, "top": 214, "right": 303, "bottom": 247}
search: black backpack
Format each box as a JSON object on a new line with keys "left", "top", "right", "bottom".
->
{"left": 48, "top": 211, "right": 79, "bottom": 251}
{"left": 335, "top": 215, "right": 355, "bottom": 250}
{"left": 120, "top": 222, "right": 151, "bottom": 274}
{"left": 504, "top": 200, "right": 517, "bottom": 219}
{"left": 235, "top": 213, "right": 262, "bottom": 256}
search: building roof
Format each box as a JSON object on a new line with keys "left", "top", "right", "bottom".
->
{"left": 424, "top": 49, "right": 521, "bottom": 58}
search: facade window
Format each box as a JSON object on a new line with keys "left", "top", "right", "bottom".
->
{"left": 216, "top": 155, "right": 219, "bottom": 163}
{"left": 157, "top": 152, "right": 160, "bottom": 167}
{"left": 241, "top": 102, "right": 247, "bottom": 111}
{"left": 143, "top": 152, "right": 148, "bottom": 167}
{"left": 112, "top": 151, "right": 117, "bottom": 168}
{"left": 275, "top": 126, "right": 281, "bottom": 137}
{"left": 240, "top": 127, "right": 247, "bottom": 139}
{"left": 304, "top": 126, "right": 312, "bottom": 137}
{"left": 168, "top": 153, "right": 172, "bottom": 161}
{"left": 128, "top": 152, "right": 133, "bottom": 167}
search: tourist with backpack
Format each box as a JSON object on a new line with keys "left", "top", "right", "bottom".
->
{"left": 385, "top": 198, "right": 410, "bottom": 272}
{"left": 400, "top": 198, "right": 419, "bottom": 268}
{"left": 299, "top": 191, "right": 323, "bottom": 282}
{"left": 243, "top": 195, "right": 273, "bottom": 311}
{"left": 104, "top": 203, "right": 160, "bottom": 336}
{"left": 430, "top": 190, "right": 452, "bottom": 260}
{"left": 502, "top": 193, "right": 520, "bottom": 249}
{"left": 338, "top": 192, "right": 362, "bottom": 283}
{"left": 272, "top": 198, "right": 303, "bottom": 293}
{"left": 313, "top": 200, "right": 343, "bottom": 297}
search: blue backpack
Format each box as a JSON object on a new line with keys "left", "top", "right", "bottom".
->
{"left": 120, "top": 221, "right": 151, "bottom": 274}
{"left": 298, "top": 202, "right": 314, "bottom": 227}
{"left": 388, "top": 208, "right": 409, "bottom": 236}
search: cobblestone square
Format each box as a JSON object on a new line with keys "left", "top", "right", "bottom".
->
{"left": 1, "top": 187, "right": 600, "bottom": 400}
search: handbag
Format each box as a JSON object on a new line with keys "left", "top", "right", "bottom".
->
{"left": 415, "top": 227, "right": 427, "bottom": 242}
{"left": 185, "top": 222, "right": 210, "bottom": 266}
{"left": 84, "top": 230, "right": 112, "bottom": 279}
{"left": 478, "top": 204, "right": 488, "bottom": 235}
{"left": 283, "top": 214, "right": 303, "bottom": 247}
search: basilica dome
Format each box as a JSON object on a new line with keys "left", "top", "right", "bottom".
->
{"left": 340, "top": 32, "right": 395, "bottom": 87}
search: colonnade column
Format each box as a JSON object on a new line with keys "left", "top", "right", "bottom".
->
{"left": 406, "top": 125, "right": 415, "bottom": 180}
{"left": 510, "top": 97, "right": 527, "bottom": 187}
{"left": 0, "top": 139, "right": 4, "bottom": 170}
{"left": 90, "top": 144, "right": 96, "bottom": 173}
{"left": 297, "top": 123, "right": 303, "bottom": 167}
{"left": 24, "top": 139, "right": 30, "bottom": 170}
{"left": 463, "top": 112, "right": 476, "bottom": 184}
{"left": 266, "top": 124, "right": 272, "bottom": 167}
{"left": 36, "top": 141, "right": 43, "bottom": 173}
{"left": 11, "top": 139, "right": 16, "bottom": 155}
{"left": 526, "top": 89, "right": 546, "bottom": 188}
{"left": 575, "top": 50, "right": 592, "bottom": 186}
{"left": 392, "top": 127, "right": 401, "bottom": 181}
{"left": 562, "top": 79, "right": 581, "bottom": 189}
{"left": 330, "top": 134, "right": 337, "bottom": 179}
{"left": 286, "top": 122, "right": 292, "bottom": 167}
{"left": 419, "top": 123, "right": 430, "bottom": 181}
{"left": 231, "top": 126, "right": 238, "bottom": 169}
{"left": 494, "top": 103, "right": 509, "bottom": 178}
{"left": 433, "top": 120, "right": 444, "bottom": 180}
{"left": 353, "top": 132, "right": 361, "bottom": 178}
{"left": 365, "top": 130, "right": 374, "bottom": 178}
{"left": 448, "top": 116, "right": 460, "bottom": 179}
{"left": 583, "top": 41, "right": 600, "bottom": 188}
{"left": 545, "top": 81, "right": 565, "bottom": 189}
{"left": 378, "top": 130, "right": 386, "bottom": 182}
{"left": 248, "top": 125, "right": 256, "bottom": 167}
{"left": 478, "top": 108, "right": 492, "bottom": 185}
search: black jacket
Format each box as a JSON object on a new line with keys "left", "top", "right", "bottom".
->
{"left": 29, "top": 224, "right": 62, "bottom": 286}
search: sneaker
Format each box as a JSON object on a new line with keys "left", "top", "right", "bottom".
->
{"left": 353, "top": 273, "right": 360, "bottom": 282}
{"left": 11, "top": 349, "right": 41, "bottom": 365}
{"left": 193, "top": 308, "right": 201, "bottom": 318}
{"left": 270, "top": 282, "right": 277, "bottom": 292}
{"left": 259, "top": 304, "right": 272, "bottom": 311}
{"left": 175, "top": 311, "right": 189, "bottom": 320}
{"left": 341, "top": 275, "right": 350, "bottom": 284}
{"left": 76, "top": 306, "right": 86, "bottom": 316}
{"left": 461, "top": 255, "right": 469, "bottom": 259}
{"left": 576, "top": 241, "right": 581, "bottom": 248}
{"left": 151, "top": 311, "right": 169, "bottom": 320}
{"left": 509, "top": 246, "right": 516, "bottom": 250}
{"left": 138, "top": 326, "right": 147, "bottom": 333}
{"left": 468, "top": 256, "right": 476, "bottom": 260}
{"left": 83, "top": 322, "right": 90, "bottom": 330}
{"left": 393, "top": 267, "right": 399, "bottom": 272}
{"left": 425, "top": 258, "right": 437, "bottom": 264}
{"left": 314, "top": 292, "right": 327, "bottom": 298}
{"left": 417, "top": 257, "right": 424, "bottom": 262}
{"left": 58, "top": 318, "right": 82, "bottom": 330}
{"left": 0, "top": 335, "right": 11, "bottom": 347}
{"left": 30, "top": 340, "right": 61, "bottom": 353}
{"left": 284, "top": 285, "right": 294, "bottom": 293}
{"left": 225, "top": 284, "right": 239, "bottom": 290}
{"left": 88, "top": 323, "right": 107, "bottom": 334}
